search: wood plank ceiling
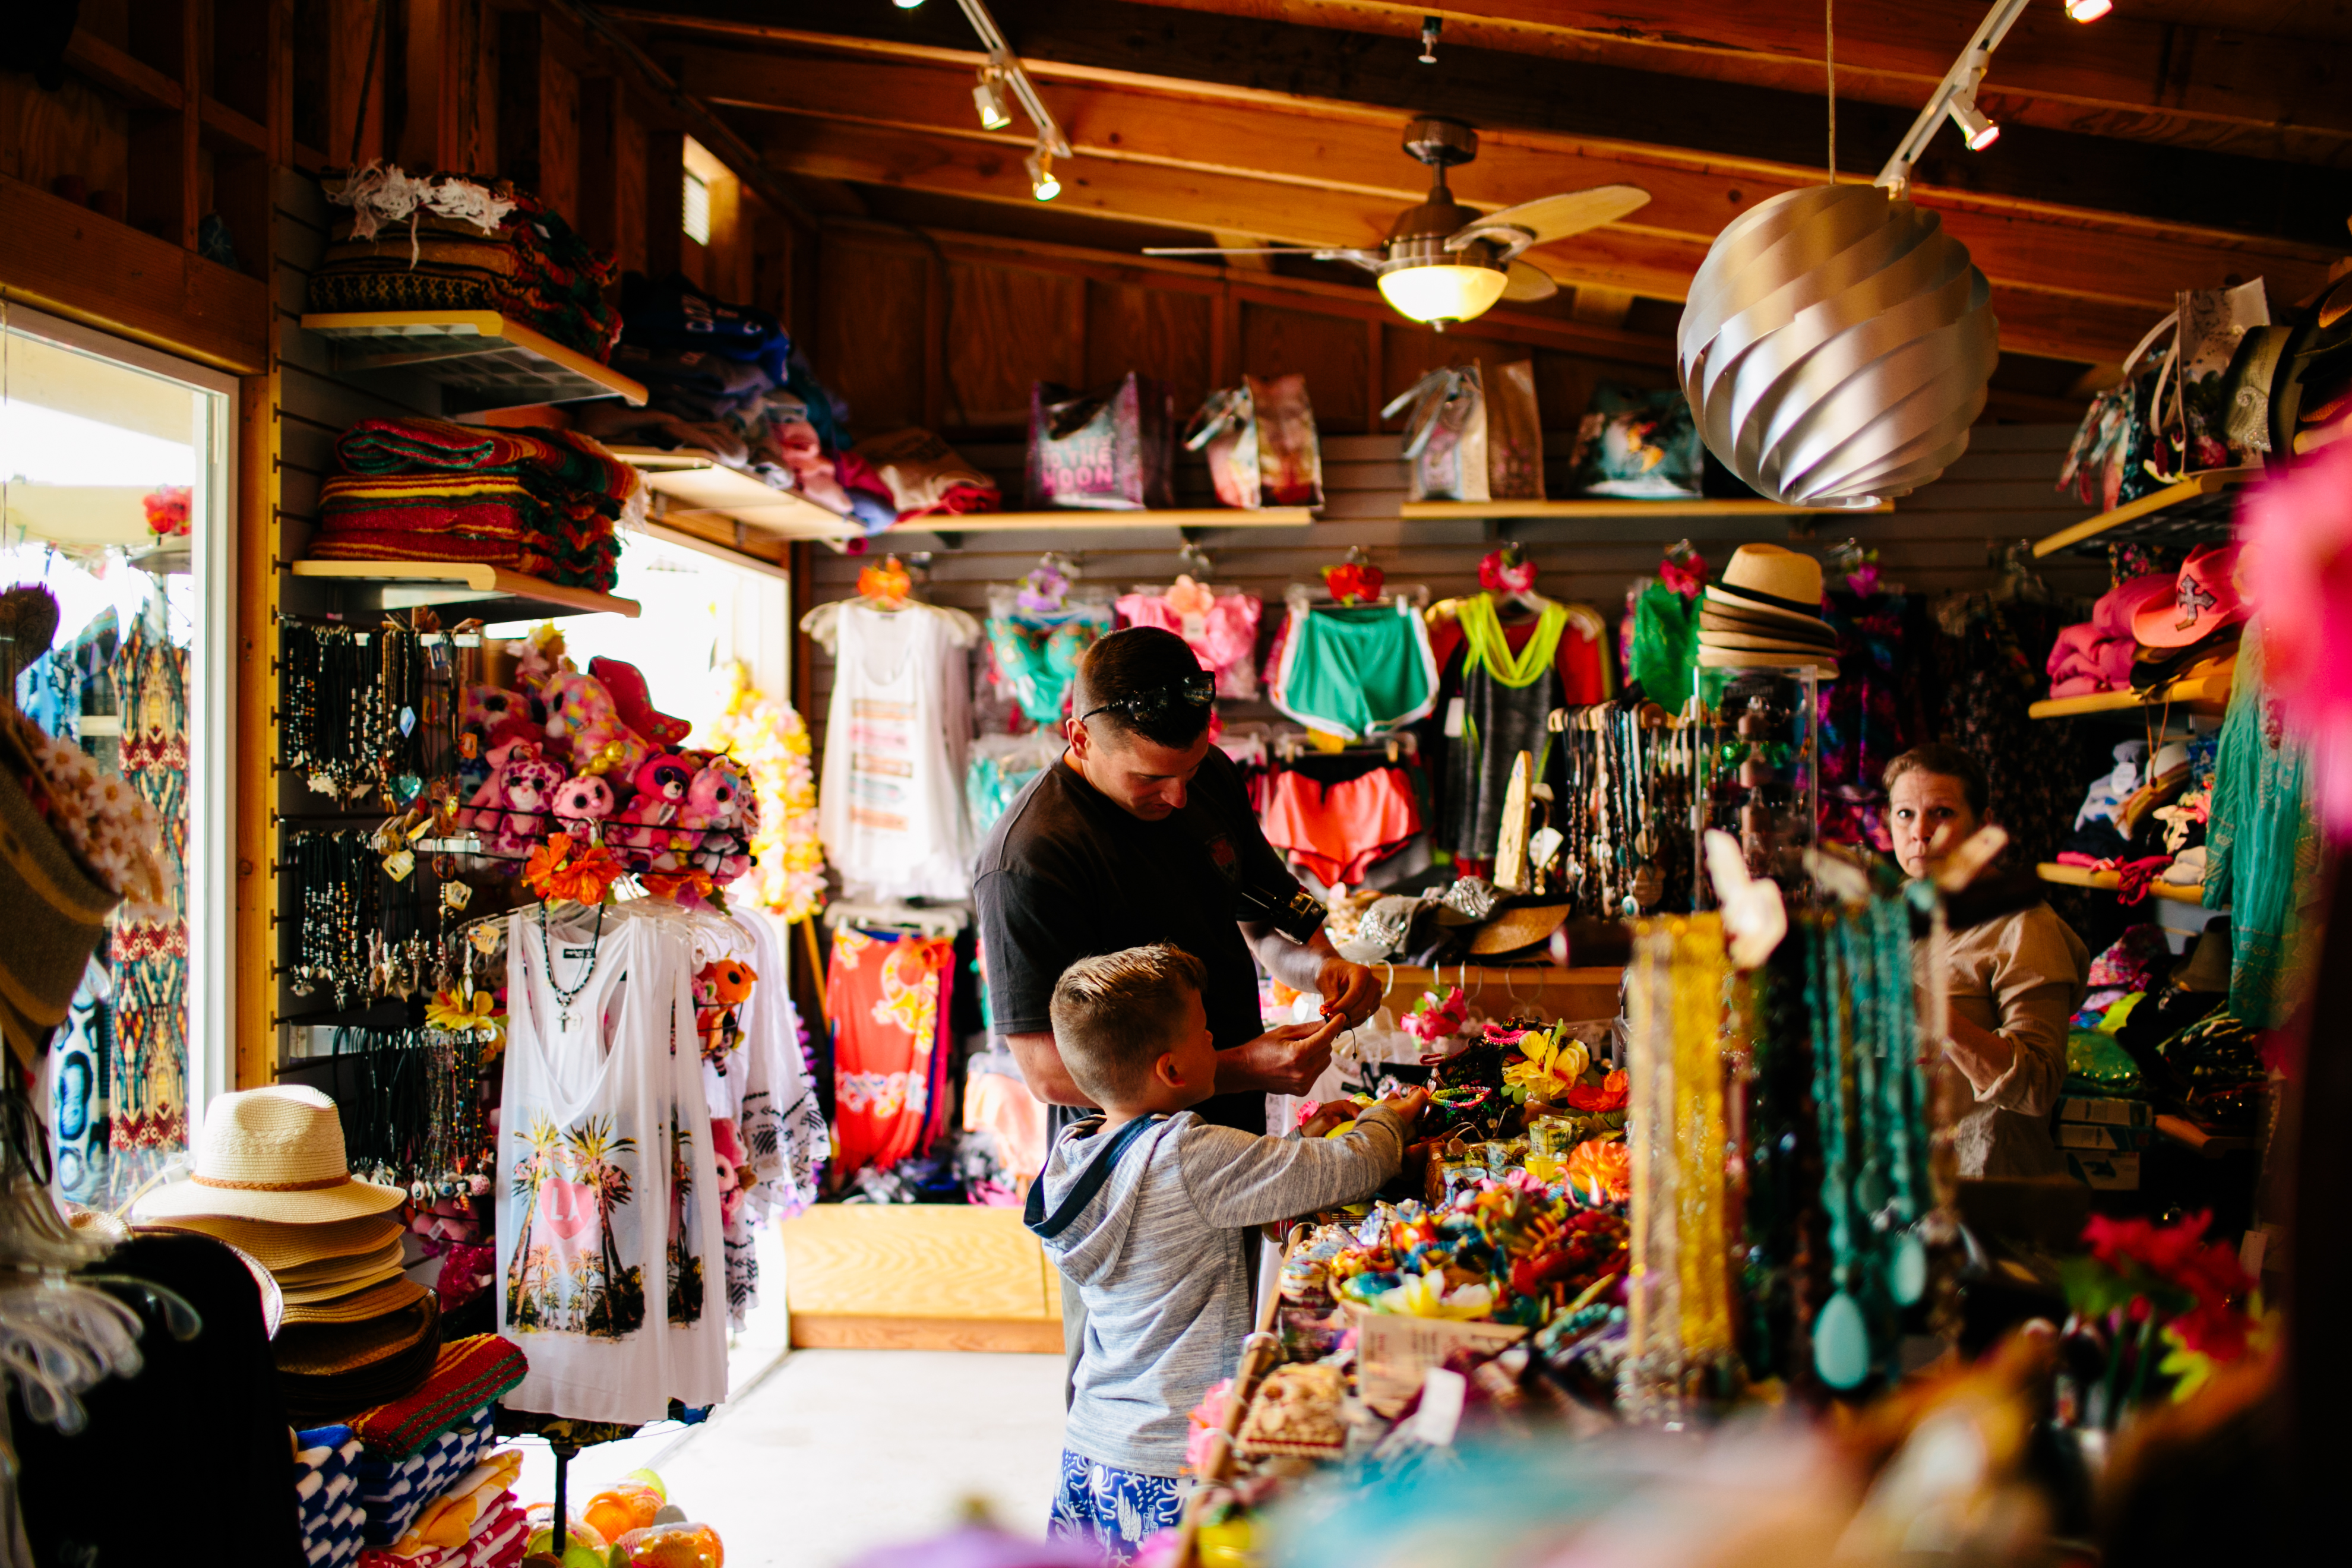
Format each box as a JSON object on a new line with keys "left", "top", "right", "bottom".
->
{"left": 605, "top": 0, "right": 2351, "bottom": 375}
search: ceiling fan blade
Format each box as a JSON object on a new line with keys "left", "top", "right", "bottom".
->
{"left": 1448, "top": 185, "right": 1652, "bottom": 254}
{"left": 1140, "top": 245, "right": 1386, "bottom": 273}
{"left": 1501, "top": 259, "right": 1558, "bottom": 302}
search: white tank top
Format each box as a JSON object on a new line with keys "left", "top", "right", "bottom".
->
{"left": 817, "top": 603, "right": 972, "bottom": 900}
{"left": 496, "top": 908, "right": 728, "bottom": 1422}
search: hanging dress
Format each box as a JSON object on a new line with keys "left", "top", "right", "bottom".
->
{"left": 497, "top": 911, "right": 727, "bottom": 1422}
{"left": 109, "top": 612, "right": 191, "bottom": 1197}
{"left": 826, "top": 926, "right": 956, "bottom": 1175}
{"left": 1442, "top": 596, "right": 1566, "bottom": 861}
{"left": 817, "top": 603, "right": 973, "bottom": 900}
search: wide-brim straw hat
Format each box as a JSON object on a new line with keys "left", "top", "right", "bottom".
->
{"left": 280, "top": 1273, "right": 428, "bottom": 1326}
{"left": 1467, "top": 902, "right": 1573, "bottom": 957}
{"left": 1699, "top": 604, "right": 1838, "bottom": 650}
{"left": 277, "top": 1241, "right": 411, "bottom": 1302}
{"left": 134, "top": 1085, "right": 406, "bottom": 1225}
{"left": 1702, "top": 544, "right": 1831, "bottom": 631}
{"left": 1699, "top": 627, "right": 1840, "bottom": 656}
{"left": 275, "top": 1293, "right": 440, "bottom": 1379}
{"left": 0, "top": 714, "right": 121, "bottom": 1070}
{"left": 1697, "top": 644, "right": 1840, "bottom": 678}
{"left": 149, "top": 1210, "right": 406, "bottom": 1274}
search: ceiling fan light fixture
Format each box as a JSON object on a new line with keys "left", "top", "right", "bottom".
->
{"left": 1378, "top": 261, "right": 1508, "bottom": 328}
{"left": 2065, "top": 0, "right": 2111, "bottom": 19}
{"left": 1026, "top": 148, "right": 1061, "bottom": 201}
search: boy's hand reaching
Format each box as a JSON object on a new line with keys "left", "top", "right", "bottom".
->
{"left": 1382, "top": 1086, "right": 1430, "bottom": 1129}
{"left": 1297, "top": 1102, "right": 1357, "bottom": 1139}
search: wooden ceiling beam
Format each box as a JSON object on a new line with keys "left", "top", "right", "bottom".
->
{"left": 757, "top": 113, "right": 2162, "bottom": 362}
{"left": 681, "top": 45, "right": 2331, "bottom": 315}
{"left": 1102, "top": 0, "right": 2352, "bottom": 166}
{"left": 607, "top": 1, "right": 2352, "bottom": 246}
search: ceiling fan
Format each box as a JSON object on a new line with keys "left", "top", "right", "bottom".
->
{"left": 1143, "top": 116, "right": 1649, "bottom": 330}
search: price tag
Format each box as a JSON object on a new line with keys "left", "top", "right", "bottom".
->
{"left": 1408, "top": 1367, "right": 1466, "bottom": 1446}
{"left": 1443, "top": 697, "right": 1466, "bottom": 738}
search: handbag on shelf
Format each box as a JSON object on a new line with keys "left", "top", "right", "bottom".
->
{"left": 1183, "top": 373, "right": 1326, "bottom": 510}
{"left": 2058, "top": 280, "right": 2271, "bottom": 511}
{"left": 1026, "top": 374, "right": 1176, "bottom": 510}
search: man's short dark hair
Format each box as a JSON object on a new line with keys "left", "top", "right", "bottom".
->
{"left": 1048, "top": 944, "right": 1206, "bottom": 1105}
{"left": 1883, "top": 743, "right": 1990, "bottom": 819}
{"left": 1073, "top": 627, "right": 1212, "bottom": 748}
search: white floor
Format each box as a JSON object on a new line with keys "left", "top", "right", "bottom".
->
{"left": 505, "top": 1227, "right": 1068, "bottom": 1566}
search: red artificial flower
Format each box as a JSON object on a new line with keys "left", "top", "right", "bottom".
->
{"left": 141, "top": 485, "right": 191, "bottom": 538}
{"left": 1322, "top": 561, "right": 1386, "bottom": 605}
{"left": 1566, "top": 1070, "right": 1630, "bottom": 1115}
{"left": 1657, "top": 546, "right": 1708, "bottom": 599}
{"left": 1478, "top": 547, "right": 1537, "bottom": 597}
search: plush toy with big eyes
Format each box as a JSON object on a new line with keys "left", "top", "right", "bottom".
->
{"left": 488, "top": 756, "right": 567, "bottom": 859}
{"left": 675, "top": 760, "right": 745, "bottom": 872}
{"left": 551, "top": 774, "right": 616, "bottom": 839}
{"left": 543, "top": 669, "right": 649, "bottom": 778}
{"left": 612, "top": 752, "right": 696, "bottom": 862}
{"left": 462, "top": 684, "right": 536, "bottom": 732}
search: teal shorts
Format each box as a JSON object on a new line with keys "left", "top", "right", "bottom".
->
{"left": 1273, "top": 602, "right": 1439, "bottom": 738}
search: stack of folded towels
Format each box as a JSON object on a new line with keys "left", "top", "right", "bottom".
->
{"left": 2046, "top": 573, "right": 2171, "bottom": 700}
{"left": 309, "top": 417, "right": 643, "bottom": 592}
{"left": 309, "top": 169, "right": 621, "bottom": 364}
{"left": 295, "top": 1426, "right": 368, "bottom": 1568}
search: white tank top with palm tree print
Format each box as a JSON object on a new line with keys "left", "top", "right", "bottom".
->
{"left": 497, "top": 908, "right": 728, "bottom": 1422}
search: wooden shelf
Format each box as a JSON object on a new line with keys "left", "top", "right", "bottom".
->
{"left": 298, "top": 311, "right": 647, "bottom": 414}
{"left": 289, "top": 559, "right": 640, "bottom": 618}
{"left": 606, "top": 447, "right": 867, "bottom": 541}
{"left": 1399, "top": 498, "right": 1894, "bottom": 520}
{"left": 2035, "top": 864, "right": 2214, "bottom": 905}
{"left": 892, "top": 507, "right": 1318, "bottom": 541}
{"left": 2028, "top": 671, "right": 2232, "bottom": 719}
{"left": 2030, "top": 468, "right": 2259, "bottom": 559}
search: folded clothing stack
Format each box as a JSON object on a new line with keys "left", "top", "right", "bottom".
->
{"left": 308, "top": 169, "right": 620, "bottom": 363}
{"left": 296, "top": 1424, "right": 369, "bottom": 1568}
{"left": 358, "top": 1450, "right": 526, "bottom": 1568}
{"left": 351, "top": 1334, "right": 529, "bottom": 1460}
{"left": 576, "top": 271, "right": 906, "bottom": 532}
{"left": 309, "top": 418, "right": 641, "bottom": 591}
{"left": 355, "top": 1404, "right": 499, "bottom": 1547}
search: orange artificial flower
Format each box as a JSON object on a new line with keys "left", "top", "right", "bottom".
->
{"left": 524, "top": 833, "right": 625, "bottom": 905}
{"left": 1563, "top": 1136, "right": 1630, "bottom": 1205}
{"left": 641, "top": 868, "right": 716, "bottom": 904}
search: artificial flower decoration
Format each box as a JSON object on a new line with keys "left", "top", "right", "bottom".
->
{"left": 2239, "top": 438, "right": 2352, "bottom": 837}
{"left": 641, "top": 868, "right": 717, "bottom": 906}
{"left": 1563, "top": 1135, "right": 1630, "bottom": 1205}
{"left": 425, "top": 988, "right": 506, "bottom": 1051}
{"left": 1015, "top": 559, "right": 1071, "bottom": 614}
{"left": 1184, "top": 1379, "right": 1234, "bottom": 1474}
{"left": 2063, "top": 1209, "right": 2267, "bottom": 1407}
{"left": 141, "top": 484, "right": 191, "bottom": 538}
{"left": 1827, "top": 538, "right": 1882, "bottom": 598}
{"left": 1656, "top": 540, "right": 1708, "bottom": 600}
{"left": 1375, "top": 1267, "right": 1496, "bottom": 1320}
{"left": 1500, "top": 1028, "right": 1592, "bottom": 1102}
{"left": 1163, "top": 574, "right": 1217, "bottom": 619}
{"left": 1477, "top": 545, "right": 1537, "bottom": 597}
{"left": 1564, "top": 1070, "right": 1630, "bottom": 1116}
{"left": 857, "top": 557, "right": 915, "bottom": 605}
{"left": 1401, "top": 985, "right": 1468, "bottom": 1044}
{"left": 21, "top": 722, "right": 172, "bottom": 921}
{"left": 522, "top": 832, "right": 624, "bottom": 906}
{"left": 1321, "top": 559, "right": 1385, "bottom": 606}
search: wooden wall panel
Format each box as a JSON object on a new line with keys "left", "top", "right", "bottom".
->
{"left": 1085, "top": 282, "right": 1212, "bottom": 421}
{"left": 0, "top": 73, "right": 131, "bottom": 204}
{"left": 941, "top": 259, "right": 1084, "bottom": 432}
{"left": 815, "top": 237, "right": 933, "bottom": 435}
{"left": 1241, "top": 303, "right": 1369, "bottom": 432}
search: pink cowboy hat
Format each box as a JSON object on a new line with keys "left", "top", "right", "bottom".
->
{"left": 2132, "top": 543, "right": 2248, "bottom": 650}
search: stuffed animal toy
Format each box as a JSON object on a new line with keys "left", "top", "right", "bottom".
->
{"left": 550, "top": 774, "right": 617, "bottom": 840}
{"left": 462, "top": 684, "right": 537, "bottom": 733}
{"left": 543, "top": 669, "right": 649, "bottom": 777}
{"left": 590, "top": 656, "right": 691, "bottom": 745}
{"left": 480, "top": 754, "right": 566, "bottom": 858}
{"left": 710, "top": 1118, "right": 750, "bottom": 1229}
{"left": 675, "top": 760, "right": 747, "bottom": 873}
{"left": 714, "top": 787, "right": 760, "bottom": 885}
{"left": 692, "top": 958, "right": 757, "bottom": 1071}
{"left": 612, "top": 752, "right": 696, "bottom": 863}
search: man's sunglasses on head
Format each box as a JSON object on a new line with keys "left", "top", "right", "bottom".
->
{"left": 1078, "top": 671, "right": 1215, "bottom": 725}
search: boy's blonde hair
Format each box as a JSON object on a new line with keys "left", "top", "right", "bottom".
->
{"left": 1048, "top": 944, "right": 1206, "bottom": 1104}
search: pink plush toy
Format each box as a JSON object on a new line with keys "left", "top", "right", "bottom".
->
{"left": 612, "top": 752, "right": 695, "bottom": 864}
{"left": 542, "top": 669, "right": 649, "bottom": 777}
{"left": 478, "top": 754, "right": 565, "bottom": 858}
{"left": 716, "top": 788, "right": 759, "bottom": 884}
{"left": 675, "top": 760, "right": 746, "bottom": 874}
{"left": 550, "top": 774, "right": 616, "bottom": 840}
{"left": 462, "top": 684, "right": 533, "bottom": 733}
{"left": 480, "top": 718, "right": 544, "bottom": 773}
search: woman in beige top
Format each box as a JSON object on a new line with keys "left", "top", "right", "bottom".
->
{"left": 1887, "top": 745, "right": 2089, "bottom": 1180}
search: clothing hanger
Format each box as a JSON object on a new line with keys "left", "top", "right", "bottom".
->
{"left": 821, "top": 899, "right": 969, "bottom": 939}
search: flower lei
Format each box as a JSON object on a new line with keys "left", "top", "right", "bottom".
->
{"left": 1321, "top": 559, "right": 1384, "bottom": 606}
{"left": 704, "top": 661, "right": 827, "bottom": 923}
{"left": 1477, "top": 545, "right": 1536, "bottom": 597}
{"left": 1015, "top": 561, "right": 1070, "bottom": 614}
{"left": 20, "top": 723, "right": 172, "bottom": 921}
{"left": 522, "top": 832, "right": 625, "bottom": 906}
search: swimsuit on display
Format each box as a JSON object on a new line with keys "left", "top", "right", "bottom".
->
{"left": 1114, "top": 580, "right": 1264, "bottom": 698}
{"left": 1270, "top": 600, "right": 1439, "bottom": 739}
{"left": 986, "top": 608, "right": 1107, "bottom": 726}
{"left": 1260, "top": 761, "right": 1423, "bottom": 887}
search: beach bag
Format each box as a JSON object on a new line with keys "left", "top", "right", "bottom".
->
{"left": 1026, "top": 374, "right": 1175, "bottom": 510}
{"left": 1567, "top": 382, "right": 1702, "bottom": 500}
{"left": 1384, "top": 365, "right": 1490, "bottom": 502}
{"left": 1184, "top": 374, "right": 1325, "bottom": 509}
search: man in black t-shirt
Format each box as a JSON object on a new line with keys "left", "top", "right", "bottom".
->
{"left": 975, "top": 628, "right": 1382, "bottom": 1136}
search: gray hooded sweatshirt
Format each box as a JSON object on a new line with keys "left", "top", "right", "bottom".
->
{"left": 1034, "top": 1102, "right": 1409, "bottom": 1475}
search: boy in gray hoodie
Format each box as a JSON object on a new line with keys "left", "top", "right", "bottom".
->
{"left": 1029, "top": 944, "right": 1424, "bottom": 1564}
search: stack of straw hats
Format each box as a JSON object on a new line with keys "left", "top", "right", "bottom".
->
{"left": 137, "top": 1085, "right": 440, "bottom": 1418}
{"left": 1697, "top": 544, "right": 1841, "bottom": 678}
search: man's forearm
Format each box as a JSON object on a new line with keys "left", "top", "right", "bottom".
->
{"left": 1244, "top": 921, "right": 1336, "bottom": 993}
{"left": 1001, "top": 1029, "right": 1093, "bottom": 1107}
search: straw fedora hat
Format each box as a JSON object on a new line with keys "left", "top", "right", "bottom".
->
{"left": 1700, "top": 627, "right": 1841, "bottom": 656}
{"left": 1467, "top": 902, "right": 1572, "bottom": 957}
{"left": 1699, "top": 605, "right": 1838, "bottom": 649}
{"left": 276, "top": 1236, "right": 410, "bottom": 1297}
{"left": 150, "top": 1210, "right": 406, "bottom": 1274}
{"left": 135, "top": 1085, "right": 406, "bottom": 1225}
{"left": 1702, "top": 545, "right": 1831, "bottom": 631}
{"left": 1697, "top": 644, "right": 1839, "bottom": 677}
{"left": 276, "top": 1293, "right": 441, "bottom": 1379}
{"left": 279, "top": 1272, "right": 428, "bottom": 1327}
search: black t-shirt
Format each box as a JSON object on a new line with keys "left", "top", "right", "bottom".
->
{"left": 974, "top": 747, "right": 1302, "bottom": 1132}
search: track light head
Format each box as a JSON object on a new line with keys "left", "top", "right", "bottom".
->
{"left": 972, "top": 69, "right": 1011, "bottom": 131}
{"left": 892, "top": 0, "right": 924, "bottom": 8}
{"left": 1948, "top": 91, "right": 2000, "bottom": 151}
{"left": 2065, "top": 0, "right": 2112, "bottom": 19}
{"left": 1026, "top": 149, "right": 1061, "bottom": 201}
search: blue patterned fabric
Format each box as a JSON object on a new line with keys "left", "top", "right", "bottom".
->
{"left": 352, "top": 1403, "right": 495, "bottom": 1544}
{"left": 293, "top": 1424, "right": 366, "bottom": 1567}
{"left": 1048, "top": 1449, "right": 1186, "bottom": 1567}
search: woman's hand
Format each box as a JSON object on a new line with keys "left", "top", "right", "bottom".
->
{"left": 1314, "top": 957, "right": 1383, "bottom": 1028}
{"left": 1216, "top": 1016, "right": 1344, "bottom": 1098}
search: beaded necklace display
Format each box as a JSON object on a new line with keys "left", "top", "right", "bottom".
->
{"left": 289, "top": 828, "right": 380, "bottom": 1007}
{"left": 282, "top": 618, "right": 386, "bottom": 799}
{"left": 537, "top": 900, "right": 609, "bottom": 1033}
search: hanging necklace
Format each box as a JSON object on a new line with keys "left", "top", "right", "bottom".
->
{"left": 538, "top": 900, "right": 608, "bottom": 1032}
{"left": 1808, "top": 909, "right": 1871, "bottom": 1390}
